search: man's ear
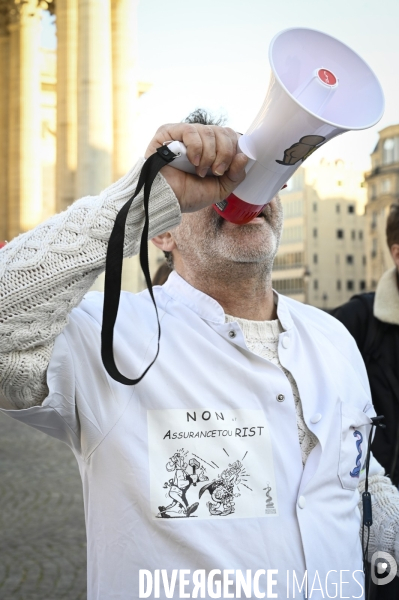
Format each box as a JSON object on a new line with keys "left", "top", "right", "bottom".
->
{"left": 390, "top": 244, "right": 399, "bottom": 270}
{"left": 151, "top": 231, "right": 177, "bottom": 253}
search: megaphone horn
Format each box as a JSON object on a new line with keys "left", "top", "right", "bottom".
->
{"left": 167, "top": 27, "right": 384, "bottom": 225}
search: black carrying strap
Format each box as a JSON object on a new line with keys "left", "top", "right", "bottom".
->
{"left": 101, "top": 146, "right": 177, "bottom": 385}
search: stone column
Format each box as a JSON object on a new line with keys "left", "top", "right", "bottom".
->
{"left": 76, "top": 0, "right": 113, "bottom": 197}
{"left": 8, "top": 0, "right": 42, "bottom": 238}
{"left": 0, "top": 6, "right": 9, "bottom": 242}
{"left": 55, "top": 0, "right": 78, "bottom": 212}
{"left": 111, "top": 0, "right": 139, "bottom": 181}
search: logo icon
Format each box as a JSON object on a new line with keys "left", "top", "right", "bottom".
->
{"left": 371, "top": 551, "right": 398, "bottom": 586}
{"left": 317, "top": 68, "right": 337, "bottom": 86}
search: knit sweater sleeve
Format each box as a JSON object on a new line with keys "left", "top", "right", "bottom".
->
{"left": 358, "top": 473, "right": 399, "bottom": 563}
{"left": 0, "top": 159, "right": 181, "bottom": 410}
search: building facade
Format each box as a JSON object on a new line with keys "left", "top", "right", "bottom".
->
{"left": 273, "top": 159, "right": 368, "bottom": 310}
{"left": 364, "top": 124, "right": 399, "bottom": 288}
{"left": 0, "top": 1, "right": 164, "bottom": 293}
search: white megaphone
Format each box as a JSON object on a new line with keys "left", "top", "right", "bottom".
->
{"left": 167, "top": 27, "right": 384, "bottom": 224}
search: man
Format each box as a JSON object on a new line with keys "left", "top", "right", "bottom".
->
{"left": 0, "top": 114, "right": 398, "bottom": 599}
{"left": 159, "top": 450, "right": 199, "bottom": 518}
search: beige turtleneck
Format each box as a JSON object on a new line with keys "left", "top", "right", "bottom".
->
{"left": 225, "top": 314, "right": 318, "bottom": 466}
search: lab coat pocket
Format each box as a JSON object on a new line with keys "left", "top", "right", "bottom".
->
{"left": 338, "top": 403, "right": 373, "bottom": 490}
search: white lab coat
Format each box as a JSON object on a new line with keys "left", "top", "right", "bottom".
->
{"left": 2, "top": 271, "right": 380, "bottom": 599}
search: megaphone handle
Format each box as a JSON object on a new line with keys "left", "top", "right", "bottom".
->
{"left": 165, "top": 140, "right": 255, "bottom": 176}
{"left": 164, "top": 140, "right": 269, "bottom": 225}
{"left": 164, "top": 141, "right": 200, "bottom": 175}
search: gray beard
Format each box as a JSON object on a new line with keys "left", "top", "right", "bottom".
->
{"left": 173, "top": 210, "right": 282, "bottom": 285}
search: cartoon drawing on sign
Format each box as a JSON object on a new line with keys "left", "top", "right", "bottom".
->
{"left": 149, "top": 409, "right": 278, "bottom": 520}
{"left": 157, "top": 449, "right": 202, "bottom": 518}
{"left": 275, "top": 135, "right": 326, "bottom": 166}
{"left": 199, "top": 458, "right": 250, "bottom": 516}
{"left": 349, "top": 430, "right": 363, "bottom": 478}
{"left": 157, "top": 449, "right": 208, "bottom": 518}
{"left": 154, "top": 445, "right": 268, "bottom": 518}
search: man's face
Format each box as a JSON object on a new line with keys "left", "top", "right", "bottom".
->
{"left": 170, "top": 197, "right": 283, "bottom": 274}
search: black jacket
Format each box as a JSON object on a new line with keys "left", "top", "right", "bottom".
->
{"left": 333, "top": 293, "right": 399, "bottom": 486}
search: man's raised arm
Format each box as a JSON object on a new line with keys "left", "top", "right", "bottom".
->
{"left": 0, "top": 123, "right": 247, "bottom": 410}
{"left": 0, "top": 159, "right": 181, "bottom": 409}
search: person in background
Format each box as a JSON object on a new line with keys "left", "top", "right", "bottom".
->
{"left": 151, "top": 260, "right": 172, "bottom": 286}
{"left": 333, "top": 203, "right": 399, "bottom": 599}
{"left": 334, "top": 204, "right": 399, "bottom": 486}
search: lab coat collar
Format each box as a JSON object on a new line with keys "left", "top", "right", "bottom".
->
{"left": 163, "top": 271, "right": 225, "bottom": 323}
{"left": 162, "top": 271, "right": 294, "bottom": 330}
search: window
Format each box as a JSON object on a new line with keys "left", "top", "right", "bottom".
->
{"left": 383, "top": 138, "right": 395, "bottom": 165}
{"left": 313, "top": 203, "right": 317, "bottom": 212}
{"left": 272, "top": 278, "right": 305, "bottom": 295}
{"left": 336, "top": 204, "right": 341, "bottom": 214}
{"left": 280, "top": 225, "right": 304, "bottom": 243}
{"left": 351, "top": 230, "right": 356, "bottom": 240}
{"left": 382, "top": 178, "right": 391, "bottom": 193}
{"left": 273, "top": 252, "right": 305, "bottom": 270}
{"left": 313, "top": 280, "right": 318, "bottom": 291}
{"left": 360, "top": 281, "right": 366, "bottom": 291}
{"left": 347, "top": 280, "right": 354, "bottom": 291}
{"left": 337, "top": 280, "right": 341, "bottom": 291}
{"left": 313, "top": 254, "right": 318, "bottom": 264}
{"left": 337, "top": 229, "right": 344, "bottom": 239}
{"left": 283, "top": 199, "right": 304, "bottom": 218}
{"left": 313, "top": 228, "right": 318, "bottom": 238}
{"left": 346, "top": 255, "right": 354, "bottom": 265}
{"left": 336, "top": 255, "right": 340, "bottom": 265}
{"left": 362, "top": 255, "right": 366, "bottom": 266}
{"left": 359, "top": 231, "right": 363, "bottom": 241}
{"left": 371, "top": 184, "right": 377, "bottom": 200}
{"left": 348, "top": 205, "right": 355, "bottom": 214}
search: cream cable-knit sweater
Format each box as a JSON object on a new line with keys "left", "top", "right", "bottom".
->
{"left": 0, "top": 159, "right": 181, "bottom": 409}
{"left": 0, "top": 158, "right": 398, "bottom": 562}
{"left": 226, "top": 315, "right": 399, "bottom": 563}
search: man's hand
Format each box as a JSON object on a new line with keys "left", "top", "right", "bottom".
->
{"left": 145, "top": 123, "right": 248, "bottom": 213}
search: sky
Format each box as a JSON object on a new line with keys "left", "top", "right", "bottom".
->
{"left": 41, "top": 0, "right": 399, "bottom": 171}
